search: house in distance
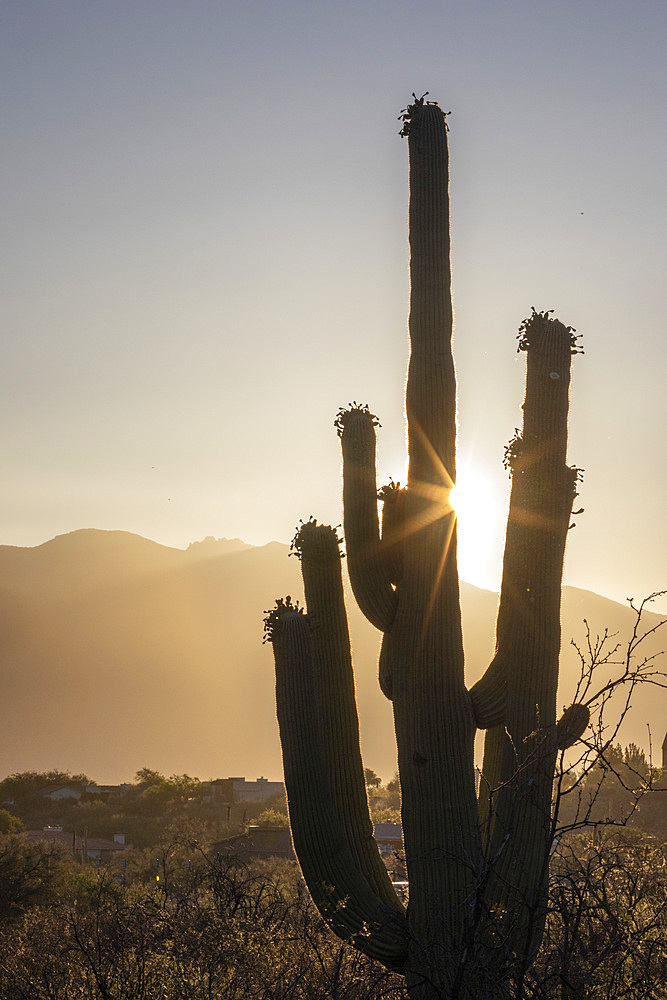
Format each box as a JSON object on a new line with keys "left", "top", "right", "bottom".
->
{"left": 208, "top": 776, "right": 285, "bottom": 804}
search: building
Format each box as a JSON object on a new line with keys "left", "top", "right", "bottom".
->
{"left": 373, "top": 822, "right": 403, "bottom": 855}
{"left": 44, "top": 783, "right": 131, "bottom": 802}
{"left": 26, "top": 826, "right": 126, "bottom": 863}
{"left": 209, "top": 776, "right": 285, "bottom": 803}
{"left": 212, "top": 825, "right": 296, "bottom": 861}
{"left": 45, "top": 785, "right": 86, "bottom": 802}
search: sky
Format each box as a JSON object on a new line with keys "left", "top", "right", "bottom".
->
{"left": 2, "top": 0, "right": 666, "bottom": 613}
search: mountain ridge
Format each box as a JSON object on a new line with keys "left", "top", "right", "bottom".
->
{"left": 1, "top": 530, "right": 664, "bottom": 784}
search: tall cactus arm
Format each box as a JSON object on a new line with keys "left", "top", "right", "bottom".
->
{"left": 290, "top": 518, "right": 403, "bottom": 911}
{"left": 471, "top": 313, "right": 580, "bottom": 731}
{"left": 475, "top": 312, "right": 583, "bottom": 964}
{"left": 475, "top": 311, "right": 580, "bottom": 770}
{"left": 336, "top": 406, "right": 397, "bottom": 632}
{"left": 268, "top": 602, "right": 408, "bottom": 965}
{"left": 405, "top": 102, "right": 456, "bottom": 494}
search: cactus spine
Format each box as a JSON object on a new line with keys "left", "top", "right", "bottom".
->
{"left": 266, "top": 98, "right": 586, "bottom": 999}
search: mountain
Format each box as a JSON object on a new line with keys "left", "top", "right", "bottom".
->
{"left": 1, "top": 529, "right": 664, "bottom": 783}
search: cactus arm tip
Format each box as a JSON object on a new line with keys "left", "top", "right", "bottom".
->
{"left": 555, "top": 702, "right": 590, "bottom": 750}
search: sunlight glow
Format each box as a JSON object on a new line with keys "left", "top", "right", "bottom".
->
{"left": 452, "top": 467, "right": 504, "bottom": 591}
{"left": 450, "top": 471, "right": 494, "bottom": 523}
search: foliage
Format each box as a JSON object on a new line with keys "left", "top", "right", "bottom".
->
{"left": 0, "top": 835, "right": 71, "bottom": 922}
{"left": 367, "top": 772, "right": 402, "bottom": 819}
{"left": 136, "top": 772, "right": 206, "bottom": 815}
{"left": 0, "top": 770, "right": 89, "bottom": 806}
{"left": 372, "top": 807, "right": 402, "bottom": 825}
{"left": 254, "top": 807, "right": 289, "bottom": 828}
{"left": 554, "top": 597, "right": 667, "bottom": 843}
{"left": 0, "top": 832, "right": 664, "bottom": 999}
{"left": 0, "top": 854, "right": 409, "bottom": 999}
{"left": 531, "top": 831, "right": 667, "bottom": 999}
{"left": 0, "top": 767, "right": 246, "bottom": 850}
{"left": 0, "top": 770, "right": 90, "bottom": 793}
{"left": 0, "top": 808, "right": 24, "bottom": 834}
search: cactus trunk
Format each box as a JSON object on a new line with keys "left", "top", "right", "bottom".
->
{"left": 265, "top": 97, "right": 585, "bottom": 999}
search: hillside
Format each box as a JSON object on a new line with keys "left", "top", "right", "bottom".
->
{"left": 1, "top": 529, "right": 664, "bottom": 783}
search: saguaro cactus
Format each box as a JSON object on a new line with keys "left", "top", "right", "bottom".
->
{"left": 265, "top": 97, "right": 587, "bottom": 999}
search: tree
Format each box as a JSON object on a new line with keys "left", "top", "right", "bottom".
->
{"left": 533, "top": 831, "right": 667, "bottom": 999}
{"left": 553, "top": 597, "right": 667, "bottom": 842}
{"left": 255, "top": 808, "right": 289, "bottom": 828}
{"left": 0, "top": 853, "right": 409, "bottom": 999}
{"left": 135, "top": 771, "right": 205, "bottom": 816}
{"left": 0, "top": 808, "right": 24, "bottom": 834}
{"left": 0, "top": 834, "right": 70, "bottom": 922}
{"left": 134, "top": 767, "right": 165, "bottom": 788}
{"left": 263, "top": 95, "right": 620, "bottom": 999}
{"left": 0, "top": 770, "right": 89, "bottom": 805}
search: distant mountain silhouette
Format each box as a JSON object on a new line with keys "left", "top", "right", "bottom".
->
{"left": 1, "top": 529, "right": 664, "bottom": 783}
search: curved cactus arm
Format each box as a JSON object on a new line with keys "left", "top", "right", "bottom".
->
{"left": 476, "top": 312, "right": 582, "bottom": 963}
{"left": 378, "top": 633, "right": 396, "bottom": 700}
{"left": 269, "top": 605, "right": 408, "bottom": 965}
{"left": 291, "top": 519, "right": 403, "bottom": 911}
{"left": 470, "top": 657, "right": 591, "bottom": 737}
{"left": 468, "top": 653, "right": 507, "bottom": 730}
{"left": 336, "top": 406, "right": 397, "bottom": 632}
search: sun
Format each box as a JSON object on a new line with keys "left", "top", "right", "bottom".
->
{"left": 450, "top": 467, "right": 504, "bottom": 591}
{"left": 449, "top": 469, "right": 495, "bottom": 522}
{"left": 449, "top": 479, "right": 481, "bottom": 520}
{"left": 448, "top": 483, "right": 463, "bottom": 514}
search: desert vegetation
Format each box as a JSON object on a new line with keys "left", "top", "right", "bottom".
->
{"left": 0, "top": 642, "right": 664, "bottom": 1000}
{"left": 0, "top": 774, "right": 665, "bottom": 999}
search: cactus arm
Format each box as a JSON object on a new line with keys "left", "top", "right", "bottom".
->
{"left": 378, "top": 480, "right": 408, "bottom": 586}
{"left": 291, "top": 519, "right": 404, "bottom": 911}
{"left": 470, "top": 315, "right": 580, "bottom": 732}
{"left": 476, "top": 311, "right": 579, "bottom": 768}
{"left": 476, "top": 313, "right": 581, "bottom": 963}
{"left": 378, "top": 633, "right": 396, "bottom": 699}
{"left": 468, "top": 653, "right": 507, "bottom": 730}
{"left": 269, "top": 605, "right": 408, "bottom": 965}
{"left": 375, "top": 482, "right": 409, "bottom": 700}
{"left": 405, "top": 104, "right": 455, "bottom": 494}
{"left": 336, "top": 406, "right": 397, "bottom": 632}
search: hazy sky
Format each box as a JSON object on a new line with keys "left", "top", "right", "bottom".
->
{"left": 2, "top": 1, "right": 666, "bottom": 612}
